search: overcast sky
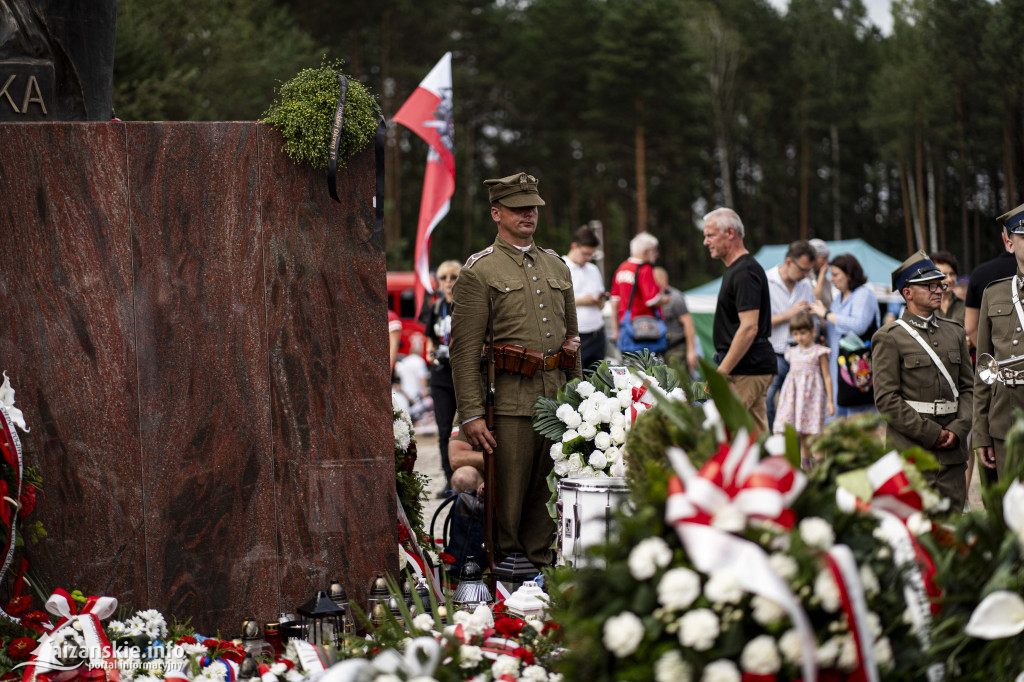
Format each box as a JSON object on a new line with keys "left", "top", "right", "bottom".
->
{"left": 766, "top": 0, "right": 893, "bottom": 34}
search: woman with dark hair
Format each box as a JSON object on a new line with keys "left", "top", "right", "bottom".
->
{"left": 811, "top": 253, "right": 880, "bottom": 417}
{"left": 929, "top": 250, "right": 965, "bottom": 324}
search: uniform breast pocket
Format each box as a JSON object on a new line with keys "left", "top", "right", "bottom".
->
{"left": 945, "top": 350, "right": 962, "bottom": 384}
{"left": 488, "top": 278, "right": 526, "bottom": 318}
{"left": 905, "top": 350, "right": 937, "bottom": 387}
{"left": 547, "top": 278, "right": 572, "bottom": 317}
{"left": 987, "top": 301, "right": 1015, "bottom": 340}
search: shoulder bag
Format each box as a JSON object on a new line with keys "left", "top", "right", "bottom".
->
{"left": 618, "top": 263, "right": 668, "bottom": 354}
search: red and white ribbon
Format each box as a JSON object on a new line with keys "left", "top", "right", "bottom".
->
{"left": 628, "top": 385, "right": 654, "bottom": 423}
{"left": 0, "top": 404, "right": 25, "bottom": 625}
{"left": 21, "top": 589, "right": 119, "bottom": 682}
{"left": 824, "top": 545, "right": 879, "bottom": 682}
{"left": 664, "top": 432, "right": 817, "bottom": 682}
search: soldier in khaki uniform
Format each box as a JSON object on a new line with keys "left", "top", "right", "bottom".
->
{"left": 975, "top": 203, "right": 1024, "bottom": 477}
{"left": 872, "top": 252, "right": 973, "bottom": 510}
{"left": 449, "top": 172, "right": 582, "bottom": 567}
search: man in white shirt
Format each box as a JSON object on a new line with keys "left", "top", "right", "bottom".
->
{"left": 563, "top": 225, "right": 607, "bottom": 370}
{"left": 765, "top": 240, "right": 817, "bottom": 429}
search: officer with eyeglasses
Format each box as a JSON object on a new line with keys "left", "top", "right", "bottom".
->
{"left": 974, "top": 203, "right": 1024, "bottom": 478}
{"left": 872, "top": 251, "right": 974, "bottom": 511}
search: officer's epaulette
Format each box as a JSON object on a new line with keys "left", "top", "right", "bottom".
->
{"left": 538, "top": 246, "right": 560, "bottom": 258}
{"left": 463, "top": 246, "right": 494, "bottom": 269}
{"left": 984, "top": 275, "right": 1015, "bottom": 293}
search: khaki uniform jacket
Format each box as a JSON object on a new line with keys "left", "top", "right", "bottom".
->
{"left": 974, "top": 274, "right": 1024, "bottom": 447}
{"left": 872, "top": 310, "right": 973, "bottom": 464}
{"left": 449, "top": 235, "right": 582, "bottom": 421}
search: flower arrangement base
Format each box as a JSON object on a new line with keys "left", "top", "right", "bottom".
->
{"left": 556, "top": 476, "right": 630, "bottom": 567}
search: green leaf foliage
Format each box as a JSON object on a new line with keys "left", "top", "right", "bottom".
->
{"left": 261, "top": 59, "right": 382, "bottom": 169}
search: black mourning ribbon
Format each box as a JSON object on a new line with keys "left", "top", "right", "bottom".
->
{"left": 327, "top": 73, "right": 349, "bottom": 202}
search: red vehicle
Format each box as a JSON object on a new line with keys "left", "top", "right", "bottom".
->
{"left": 386, "top": 271, "right": 437, "bottom": 360}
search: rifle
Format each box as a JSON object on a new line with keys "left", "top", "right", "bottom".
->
{"left": 483, "top": 298, "right": 498, "bottom": 579}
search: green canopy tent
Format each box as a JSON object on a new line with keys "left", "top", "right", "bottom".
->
{"left": 681, "top": 238, "right": 903, "bottom": 366}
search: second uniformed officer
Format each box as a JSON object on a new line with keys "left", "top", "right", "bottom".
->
{"left": 975, "top": 203, "right": 1024, "bottom": 477}
{"left": 449, "top": 172, "right": 582, "bottom": 567}
{"left": 872, "top": 251, "right": 973, "bottom": 511}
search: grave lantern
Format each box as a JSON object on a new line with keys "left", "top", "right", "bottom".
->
{"left": 452, "top": 558, "right": 492, "bottom": 611}
{"left": 327, "top": 579, "right": 354, "bottom": 635}
{"left": 296, "top": 590, "right": 345, "bottom": 646}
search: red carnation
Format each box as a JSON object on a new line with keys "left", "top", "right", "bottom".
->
{"left": 20, "top": 610, "right": 51, "bottom": 632}
{"left": 512, "top": 647, "right": 534, "bottom": 665}
{"left": 204, "top": 639, "right": 220, "bottom": 651}
{"left": 220, "top": 641, "right": 245, "bottom": 664}
{"left": 542, "top": 620, "right": 561, "bottom": 636}
{"left": 176, "top": 636, "right": 197, "bottom": 645}
{"left": 438, "top": 552, "right": 455, "bottom": 565}
{"left": 1, "top": 671, "right": 20, "bottom": 681}
{"left": 494, "top": 615, "right": 524, "bottom": 638}
{"left": 7, "top": 636, "right": 35, "bottom": 661}
{"left": 397, "top": 524, "right": 410, "bottom": 543}
{"left": 19, "top": 485, "right": 36, "bottom": 517}
{"left": 5, "top": 595, "right": 30, "bottom": 616}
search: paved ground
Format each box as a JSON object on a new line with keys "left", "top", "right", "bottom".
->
{"left": 413, "top": 430, "right": 986, "bottom": 546}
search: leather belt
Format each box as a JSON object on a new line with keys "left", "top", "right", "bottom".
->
{"left": 482, "top": 340, "right": 578, "bottom": 378}
{"left": 905, "top": 399, "right": 958, "bottom": 415}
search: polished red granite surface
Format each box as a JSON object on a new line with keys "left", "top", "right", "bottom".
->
{"left": 0, "top": 122, "right": 394, "bottom": 633}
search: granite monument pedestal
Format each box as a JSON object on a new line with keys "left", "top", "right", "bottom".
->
{"left": 0, "top": 121, "right": 394, "bottom": 633}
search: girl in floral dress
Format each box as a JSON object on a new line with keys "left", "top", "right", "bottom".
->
{"left": 772, "top": 311, "right": 833, "bottom": 468}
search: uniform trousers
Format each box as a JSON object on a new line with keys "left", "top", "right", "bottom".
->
{"left": 492, "top": 414, "right": 556, "bottom": 566}
{"left": 924, "top": 461, "right": 967, "bottom": 514}
{"left": 727, "top": 374, "right": 775, "bottom": 435}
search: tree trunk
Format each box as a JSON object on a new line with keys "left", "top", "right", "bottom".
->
{"left": 955, "top": 86, "right": 970, "bottom": 268}
{"left": 462, "top": 122, "right": 475, "bottom": 259}
{"left": 831, "top": 122, "right": 841, "bottom": 240}
{"left": 800, "top": 120, "right": 809, "bottom": 240}
{"left": 1004, "top": 118, "right": 1017, "bottom": 210}
{"left": 926, "top": 141, "right": 938, "bottom": 252}
{"left": 898, "top": 149, "right": 914, "bottom": 255}
{"left": 914, "top": 127, "right": 927, "bottom": 252}
{"left": 937, "top": 169, "right": 946, "bottom": 252}
{"left": 634, "top": 99, "right": 647, "bottom": 234}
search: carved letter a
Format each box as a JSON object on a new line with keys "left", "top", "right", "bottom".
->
{"left": 21, "top": 76, "right": 47, "bottom": 115}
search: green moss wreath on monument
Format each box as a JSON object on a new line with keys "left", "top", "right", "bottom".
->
{"left": 261, "top": 58, "right": 381, "bottom": 169}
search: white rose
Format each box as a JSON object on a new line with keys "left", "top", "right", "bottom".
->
{"left": 605, "top": 445, "right": 621, "bottom": 462}
{"left": 598, "top": 400, "right": 617, "bottom": 423}
{"left": 549, "top": 443, "right": 567, "bottom": 462}
{"left": 654, "top": 650, "right": 692, "bottom": 682}
{"left": 837, "top": 635, "right": 859, "bottom": 672}
{"left": 778, "top": 629, "right": 802, "bottom": 665}
{"left": 814, "top": 569, "right": 842, "bottom": 612}
{"left": 699, "top": 658, "right": 740, "bottom": 682}
{"left": 567, "top": 453, "right": 584, "bottom": 474}
{"left": 602, "top": 611, "right": 645, "bottom": 658}
{"left": 576, "top": 381, "right": 595, "bottom": 398}
{"left": 610, "top": 424, "right": 627, "bottom": 445}
{"left": 553, "top": 460, "right": 571, "bottom": 477}
{"left": 618, "top": 390, "right": 633, "bottom": 408}
{"left": 628, "top": 536, "right": 673, "bottom": 580}
{"left": 704, "top": 571, "right": 743, "bottom": 605}
{"left": 594, "top": 431, "right": 612, "bottom": 451}
{"left": 657, "top": 567, "right": 701, "bottom": 611}
{"left": 799, "top": 517, "right": 835, "bottom": 549}
{"left": 816, "top": 637, "right": 842, "bottom": 668}
{"left": 412, "top": 613, "right": 435, "bottom": 632}
{"left": 470, "top": 604, "right": 494, "bottom": 629}
{"left": 578, "top": 422, "right": 598, "bottom": 440}
{"left": 589, "top": 451, "right": 608, "bottom": 470}
{"left": 678, "top": 609, "right": 720, "bottom": 651}
{"left": 859, "top": 565, "right": 880, "bottom": 598}
{"left": 668, "top": 387, "right": 686, "bottom": 401}
{"left": 751, "top": 596, "right": 786, "bottom": 626}
{"left": 591, "top": 390, "right": 608, "bottom": 405}
{"left": 610, "top": 411, "right": 626, "bottom": 429}
{"left": 906, "top": 511, "right": 932, "bottom": 536}
{"left": 874, "top": 636, "right": 894, "bottom": 670}
{"left": 582, "top": 407, "right": 601, "bottom": 426}
{"left": 578, "top": 398, "right": 594, "bottom": 415}
{"left": 740, "top": 635, "right": 782, "bottom": 674}
{"left": 459, "top": 645, "right": 483, "bottom": 668}
{"left": 556, "top": 403, "right": 577, "bottom": 423}
{"left": 562, "top": 429, "right": 579, "bottom": 443}
{"left": 491, "top": 654, "right": 520, "bottom": 678}
{"left": 521, "top": 665, "right": 549, "bottom": 682}
{"left": 768, "top": 553, "right": 798, "bottom": 582}
{"left": 613, "top": 372, "right": 629, "bottom": 390}
{"left": 610, "top": 460, "right": 627, "bottom": 477}
{"left": 629, "top": 374, "right": 644, "bottom": 388}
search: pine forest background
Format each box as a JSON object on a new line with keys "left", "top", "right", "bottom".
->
{"left": 114, "top": 0, "right": 1023, "bottom": 288}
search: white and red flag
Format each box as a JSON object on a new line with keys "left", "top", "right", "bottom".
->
{"left": 392, "top": 52, "right": 455, "bottom": 317}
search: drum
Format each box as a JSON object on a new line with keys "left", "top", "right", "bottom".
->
{"left": 556, "top": 477, "right": 630, "bottom": 567}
